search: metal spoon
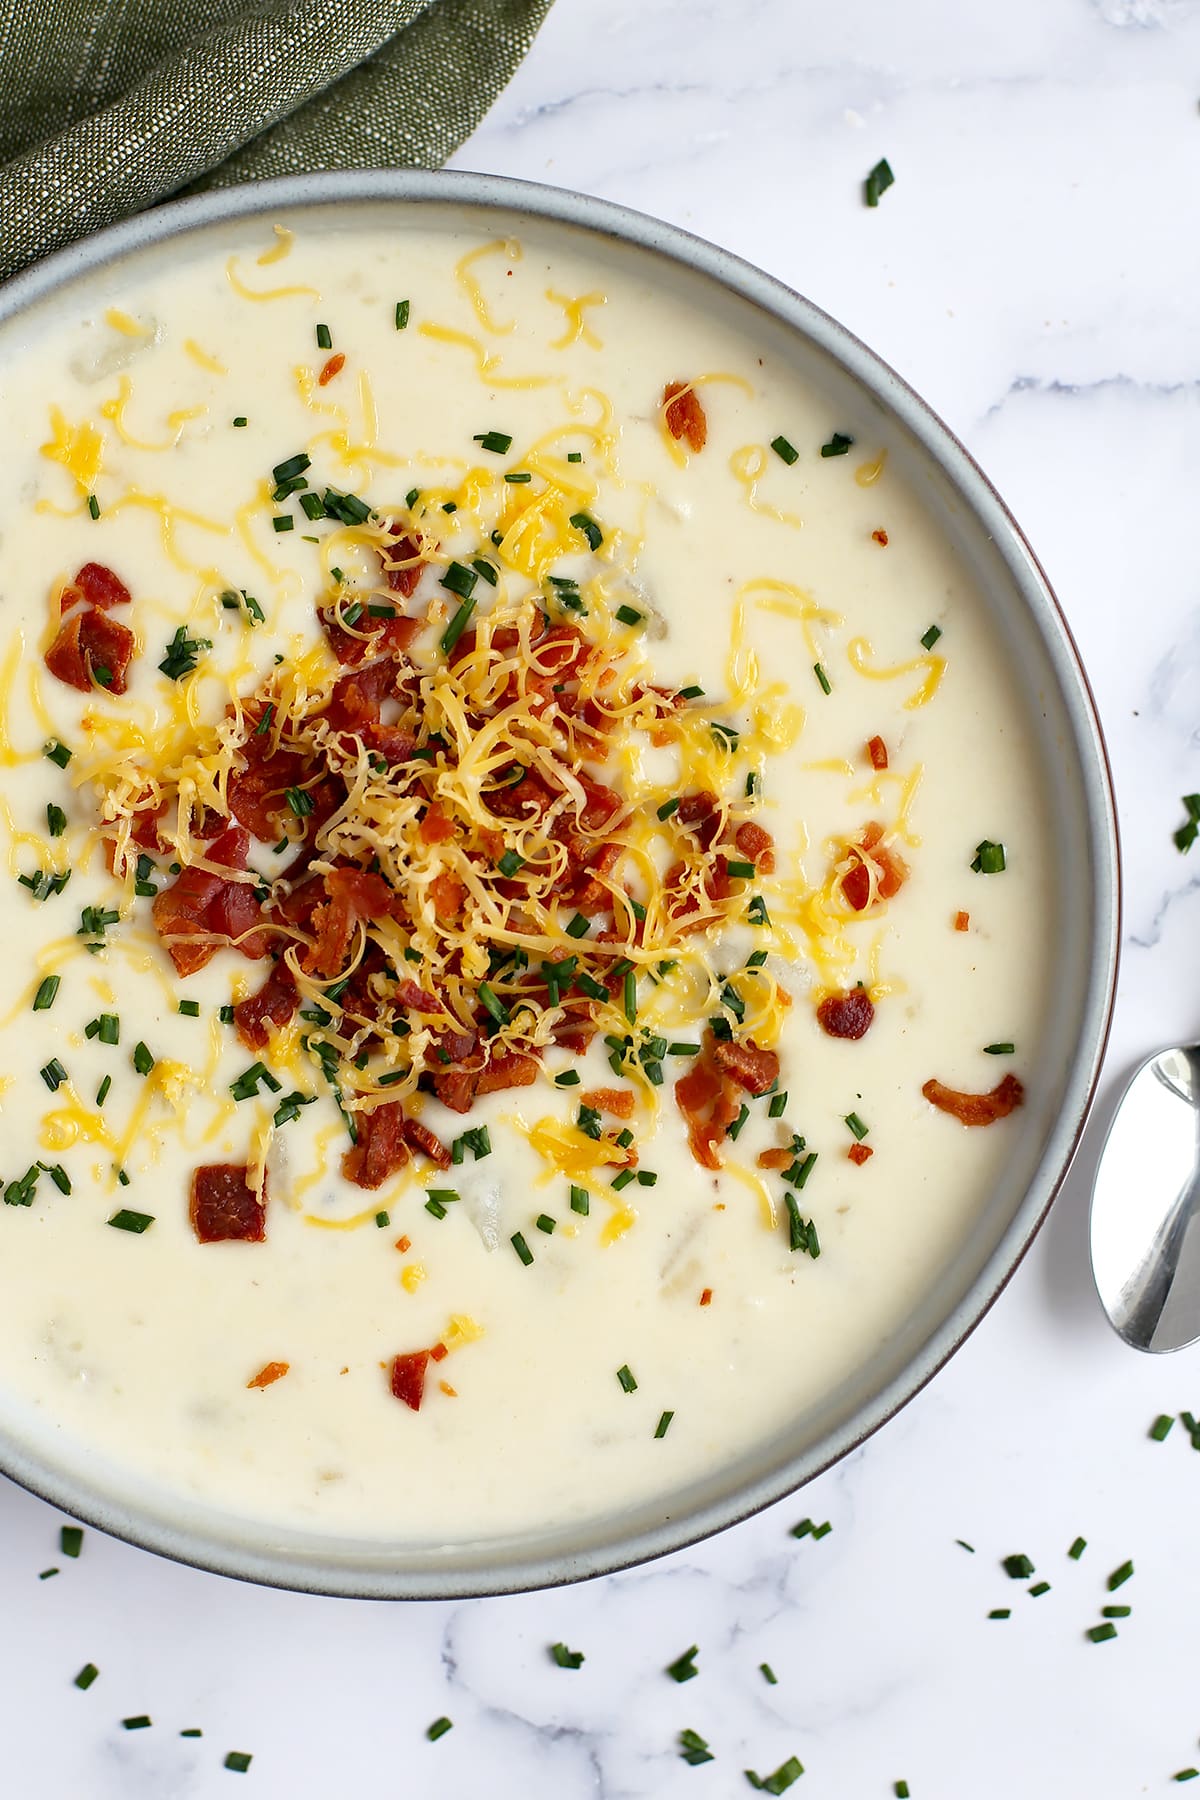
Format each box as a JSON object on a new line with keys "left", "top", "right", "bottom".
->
{"left": 1091, "top": 1046, "right": 1200, "bottom": 1352}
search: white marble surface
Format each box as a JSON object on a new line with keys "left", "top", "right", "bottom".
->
{"left": 5, "top": 1, "right": 1200, "bottom": 1793}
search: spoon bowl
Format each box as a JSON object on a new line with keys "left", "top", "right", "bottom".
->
{"left": 1091, "top": 1046, "right": 1200, "bottom": 1353}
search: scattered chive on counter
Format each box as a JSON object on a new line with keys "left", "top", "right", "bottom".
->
{"left": 60, "top": 1525, "right": 83, "bottom": 1558}
{"left": 745, "top": 1753, "right": 804, "bottom": 1792}
{"left": 1150, "top": 1414, "right": 1175, "bottom": 1441}
{"left": 224, "top": 1751, "right": 253, "bottom": 1772}
{"left": 73, "top": 1663, "right": 99, "bottom": 1690}
{"left": 426, "top": 1717, "right": 453, "bottom": 1742}
{"left": 550, "top": 1642, "right": 585, "bottom": 1669}
{"left": 864, "top": 157, "right": 895, "bottom": 206}
{"left": 666, "top": 1646, "right": 700, "bottom": 1683}
{"left": 679, "top": 1728, "right": 714, "bottom": 1766}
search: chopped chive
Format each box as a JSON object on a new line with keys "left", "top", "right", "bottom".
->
{"left": 395, "top": 299, "right": 410, "bottom": 330}
{"left": 623, "top": 969, "right": 637, "bottom": 1025}
{"left": 1028, "top": 1581, "right": 1051, "bottom": 1597}
{"left": 74, "top": 1663, "right": 99, "bottom": 1689}
{"left": 655, "top": 1409, "right": 674, "bottom": 1438}
{"left": 616, "top": 1364, "right": 638, "bottom": 1393}
{"left": 132, "top": 1042, "right": 155, "bottom": 1077}
{"left": 32, "top": 976, "right": 60, "bottom": 1012}
{"left": 1173, "top": 1773, "right": 1200, "bottom": 1785}
{"left": 894, "top": 1785, "right": 910, "bottom": 1799}
{"left": 770, "top": 434, "right": 799, "bottom": 465}
{"left": 813, "top": 662, "right": 832, "bottom": 695}
{"left": 471, "top": 556, "right": 498, "bottom": 585}
{"left": 567, "top": 451, "right": 582, "bottom": 463}
{"left": 441, "top": 560, "right": 479, "bottom": 602}
{"left": 1150, "top": 1413, "right": 1174, "bottom": 1441}
{"left": 677, "top": 684, "right": 704, "bottom": 700}
{"left": 971, "top": 839, "right": 1007, "bottom": 874}
{"left": 760, "top": 1663, "right": 778, "bottom": 1685}
{"left": 177, "top": 999, "right": 200, "bottom": 1017}
{"left": 988, "top": 1609, "right": 1011, "bottom": 1620}
{"left": 668, "top": 1042, "right": 700, "bottom": 1057}
{"left": 1101, "top": 1604, "right": 1131, "bottom": 1618}
{"left": 61, "top": 1526, "right": 83, "bottom": 1557}
{"left": 1107, "top": 1559, "right": 1134, "bottom": 1591}
{"left": 95, "top": 1075, "right": 111, "bottom": 1106}
{"left": 747, "top": 1754, "right": 804, "bottom": 1792}
{"left": 535, "top": 1213, "right": 556, "bottom": 1234}
{"left": 87, "top": 493, "right": 101, "bottom": 519}
{"left": 224, "top": 1751, "right": 254, "bottom": 1771}
{"left": 316, "top": 322, "right": 332, "bottom": 350}
{"left": 41, "top": 1163, "right": 71, "bottom": 1194}
{"left": 983, "top": 1042, "right": 1015, "bottom": 1056}
{"left": 726, "top": 1104, "right": 750, "bottom": 1141}
{"left": 39, "top": 1058, "right": 67, "bottom": 1092}
{"left": 496, "top": 849, "right": 524, "bottom": 878}
{"left": 108, "top": 1209, "right": 153, "bottom": 1234}
{"left": 1002, "top": 1553, "right": 1035, "bottom": 1580}
{"left": 1086, "top": 1622, "right": 1118, "bottom": 1643}
{"left": 666, "top": 1646, "right": 699, "bottom": 1683}
{"left": 550, "top": 1642, "right": 585, "bottom": 1669}
{"left": 46, "top": 803, "right": 67, "bottom": 838}
{"left": 920, "top": 623, "right": 942, "bottom": 651}
{"left": 570, "top": 511, "right": 603, "bottom": 550}
{"left": 39, "top": 1568, "right": 59, "bottom": 1580}
{"left": 612, "top": 1168, "right": 635, "bottom": 1192}
{"left": 504, "top": 470, "right": 532, "bottom": 484}
{"left": 44, "top": 740, "right": 72, "bottom": 768}
{"left": 820, "top": 431, "right": 855, "bottom": 457}
{"left": 122, "top": 1716, "right": 152, "bottom": 1731}
{"left": 844, "top": 1111, "right": 868, "bottom": 1140}
{"left": 511, "top": 1231, "right": 533, "bottom": 1266}
{"left": 1068, "top": 1536, "right": 1087, "bottom": 1560}
{"left": 439, "top": 596, "right": 476, "bottom": 656}
{"left": 232, "top": 416, "right": 247, "bottom": 427}
{"left": 565, "top": 912, "right": 590, "bottom": 940}
{"left": 473, "top": 430, "right": 513, "bottom": 454}
{"left": 747, "top": 894, "right": 770, "bottom": 926}
{"left": 679, "top": 1728, "right": 714, "bottom": 1767}
{"left": 955, "top": 1539, "right": 975, "bottom": 1553}
{"left": 477, "top": 982, "right": 510, "bottom": 1027}
{"left": 158, "top": 625, "right": 211, "bottom": 681}
{"left": 726, "top": 859, "right": 756, "bottom": 879}
{"left": 864, "top": 156, "right": 895, "bottom": 206}
{"left": 426, "top": 1718, "right": 453, "bottom": 1742}
{"left": 569, "top": 1185, "right": 589, "bottom": 1216}
{"left": 615, "top": 604, "right": 643, "bottom": 627}
{"left": 657, "top": 797, "right": 680, "bottom": 821}
{"left": 768, "top": 1091, "right": 788, "bottom": 1118}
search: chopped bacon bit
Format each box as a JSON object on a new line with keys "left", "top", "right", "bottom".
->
{"left": 152, "top": 828, "right": 265, "bottom": 977}
{"left": 45, "top": 607, "right": 136, "bottom": 694}
{"left": 318, "top": 352, "right": 346, "bottom": 385}
{"left": 190, "top": 1164, "right": 266, "bottom": 1243}
{"left": 841, "top": 821, "right": 909, "bottom": 912}
{"left": 757, "top": 1147, "right": 794, "bottom": 1170}
{"left": 247, "top": 1360, "right": 290, "bottom": 1389}
{"left": 440, "top": 1381, "right": 458, "bottom": 1397}
{"left": 699, "top": 1288, "right": 713, "bottom": 1306}
{"left": 74, "top": 562, "right": 131, "bottom": 609}
{"left": 429, "top": 869, "right": 466, "bottom": 916}
{"left": 390, "top": 1349, "right": 430, "bottom": 1411}
{"left": 847, "top": 1142, "right": 874, "bottom": 1165}
{"left": 677, "top": 790, "right": 722, "bottom": 852}
{"left": 395, "top": 1235, "right": 411, "bottom": 1253}
{"left": 871, "top": 528, "right": 889, "bottom": 546}
{"left": 674, "top": 1037, "right": 743, "bottom": 1170}
{"left": 711, "top": 1036, "right": 779, "bottom": 1097}
{"left": 581, "top": 1087, "right": 636, "bottom": 1119}
{"left": 419, "top": 802, "right": 456, "bottom": 844}
{"left": 321, "top": 604, "right": 421, "bottom": 669}
{"left": 307, "top": 867, "right": 393, "bottom": 978}
{"left": 343, "top": 1101, "right": 409, "bottom": 1189}
{"left": 841, "top": 860, "right": 872, "bottom": 913}
{"left": 401, "top": 1117, "right": 452, "bottom": 1169}
{"left": 922, "top": 1073, "right": 1025, "bottom": 1127}
{"left": 430, "top": 1341, "right": 449, "bottom": 1362}
{"left": 381, "top": 525, "right": 423, "bottom": 598}
{"left": 867, "top": 735, "right": 888, "bottom": 771}
{"left": 816, "top": 989, "right": 875, "bottom": 1040}
{"left": 734, "top": 820, "right": 775, "bottom": 874}
{"left": 954, "top": 910, "right": 970, "bottom": 932}
{"left": 234, "top": 960, "right": 299, "bottom": 1051}
{"left": 474, "top": 1050, "right": 539, "bottom": 1097}
{"left": 663, "top": 380, "right": 708, "bottom": 452}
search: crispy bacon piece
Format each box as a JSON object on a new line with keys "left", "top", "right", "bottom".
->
{"left": 429, "top": 1341, "right": 448, "bottom": 1362}
{"left": 675, "top": 1050, "right": 742, "bottom": 1171}
{"left": 867, "top": 735, "right": 888, "bottom": 771}
{"left": 307, "top": 867, "right": 393, "bottom": 977}
{"left": 484, "top": 766, "right": 556, "bottom": 821}
{"left": 582, "top": 1087, "right": 635, "bottom": 1119}
{"left": 419, "top": 802, "right": 456, "bottom": 844}
{"left": 45, "top": 607, "right": 135, "bottom": 694}
{"left": 922, "top": 1073, "right": 1025, "bottom": 1127}
{"left": 711, "top": 1036, "right": 779, "bottom": 1097}
{"left": 321, "top": 605, "right": 421, "bottom": 669}
{"left": 190, "top": 1164, "right": 266, "bottom": 1243}
{"left": 226, "top": 739, "right": 309, "bottom": 839}
{"left": 841, "top": 821, "right": 909, "bottom": 913}
{"left": 663, "top": 380, "right": 708, "bottom": 452}
{"left": 677, "top": 790, "right": 722, "bottom": 852}
{"left": 432, "top": 1049, "right": 538, "bottom": 1115}
{"left": 816, "top": 989, "right": 875, "bottom": 1040}
{"left": 757, "top": 1147, "right": 794, "bottom": 1170}
{"left": 74, "top": 562, "right": 131, "bottom": 609}
{"left": 363, "top": 722, "right": 416, "bottom": 765}
{"left": 848, "top": 1142, "right": 874, "bottom": 1165}
{"left": 247, "top": 1361, "right": 290, "bottom": 1389}
{"left": 954, "top": 910, "right": 970, "bottom": 932}
{"left": 401, "top": 1117, "right": 452, "bottom": 1169}
{"left": 342, "top": 1100, "right": 409, "bottom": 1189}
{"left": 381, "top": 525, "right": 424, "bottom": 598}
{"left": 871, "top": 528, "right": 889, "bottom": 547}
{"left": 566, "top": 839, "right": 622, "bottom": 912}
{"left": 699, "top": 1287, "right": 713, "bottom": 1306}
{"left": 151, "top": 825, "right": 262, "bottom": 976}
{"left": 318, "top": 353, "right": 345, "bottom": 385}
{"left": 390, "top": 1349, "right": 431, "bottom": 1412}
{"left": 734, "top": 820, "right": 775, "bottom": 874}
{"left": 325, "top": 657, "right": 396, "bottom": 728}
{"left": 234, "top": 960, "right": 299, "bottom": 1050}
{"left": 429, "top": 869, "right": 465, "bottom": 916}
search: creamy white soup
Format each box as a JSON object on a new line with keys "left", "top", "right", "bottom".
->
{"left": 0, "top": 215, "right": 1055, "bottom": 1540}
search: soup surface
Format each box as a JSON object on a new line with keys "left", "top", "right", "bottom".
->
{"left": 0, "top": 213, "right": 1055, "bottom": 1540}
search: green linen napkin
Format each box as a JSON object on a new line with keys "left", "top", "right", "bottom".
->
{"left": 0, "top": 0, "right": 554, "bottom": 286}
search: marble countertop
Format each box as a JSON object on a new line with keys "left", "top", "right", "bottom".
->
{"left": 5, "top": 1, "right": 1200, "bottom": 1793}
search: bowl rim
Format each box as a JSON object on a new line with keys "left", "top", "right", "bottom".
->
{"left": 0, "top": 167, "right": 1121, "bottom": 1600}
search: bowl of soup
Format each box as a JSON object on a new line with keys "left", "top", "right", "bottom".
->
{"left": 0, "top": 170, "right": 1118, "bottom": 1597}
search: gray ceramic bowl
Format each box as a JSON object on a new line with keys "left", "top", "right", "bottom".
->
{"left": 0, "top": 170, "right": 1119, "bottom": 1598}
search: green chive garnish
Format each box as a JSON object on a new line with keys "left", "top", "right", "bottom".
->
{"left": 439, "top": 596, "right": 476, "bottom": 656}
{"left": 122, "top": 1716, "right": 152, "bottom": 1731}
{"left": 569, "top": 1185, "right": 589, "bottom": 1215}
{"left": 971, "top": 839, "right": 1006, "bottom": 874}
{"left": 46, "top": 803, "right": 67, "bottom": 838}
{"left": 39, "top": 1058, "right": 67, "bottom": 1091}
{"left": 820, "top": 431, "right": 854, "bottom": 457}
{"left": 232, "top": 416, "right": 247, "bottom": 427}
{"left": 535, "top": 1213, "right": 556, "bottom": 1234}
{"left": 813, "top": 662, "right": 831, "bottom": 695}
{"left": 1086, "top": 1622, "right": 1117, "bottom": 1643}
{"left": 74, "top": 1662, "right": 99, "bottom": 1689}
{"left": 726, "top": 860, "right": 756, "bottom": 879}
{"left": 473, "top": 430, "right": 512, "bottom": 454}
{"left": 1068, "top": 1536, "right": 1087, "bottom": 1560}
{"left": 511, "top": 1231, "right": 533, "bottom": 1266}
{"left": 95, "top": 1074, "right": 111, "bottom": 1106}
{"left": 132, "top": 1042, "right": 155, "bottom": 1077}
{"left": 1101, "top": 1604, "right": 1131, "bottom": 1618}
{"left": 679, "top": 1728, "right": 714, "bottom": 1767}
{"left": 570, "top": 511, "right": 603, "bottom": 550}
{"left": 316, "top": 322, "right": 332, "bottom": 350}
{"left": 616, "top": 1364, "right": 638, "bottom": 1393}
{"left": 224, "top": 1751, "right": 254, "bottom": 1771}
{"left": 747, "top": 1754, "right": 804, "bottom": 1792}
{"left": 864, "top": 157, "right": 895, "bottom": 206}
{"left": 177, "top": 999, "right": 200, "bottom": 1017}
{"left": 44, "top": 740, "right": 72, "bottom": 768}
{"left": 1107, "top": 1559, "right": 1134, "bottom": 1590}
{"left": 1150, "top": 1414, "right": 1174, "bottom": 1441}
{"left": 1002, "top": 1553, "right": 1035, "bottom": 1580}
{"left": 845, "top": 1111, "right": 868, "bottom": 1140}
{"left": 988, "top": 1609, "right": 1011, "bottom": 1620}
{"left": 770, "top": 434, "right": 799, "bottom": 465}
{"left": 760, "top": 1663, "right": 778, "bottom": 1685}
{"left": 920, "top": 623, "right": 942, "bottom": 650}
{"left": 666, "top": 1645, "right": 699, "bottom": 1682}
{"left": 983, "top": 1042, "right": 1015, "bottom": 1056}
{"left": 32, "top": 976, "right": 60, "bottom": 1012}
{"left": 615, "top": 604, "right": 643, "bottom": 627}
{"left": 565, "top": 912, "right": 591, "bottom": 939}
{"left": 87, "top": 493, "right": 100, "bottom": 519}
{"left": 108, "top": 1209, "right": 154, "bottom": 1234}
{"left": 395, "top": 300, "right": 410, "bottom": 330}
{"left": 1029, "top": 1581, "right": 1051, "bottom": 1597}
{"left": 655, "top": 1410, "right": 674, "bottom": 1438}
{"left": 426, "top": 1718, "right": 453, "bottom": 1742}
{"left": 550, "top": 1642, "right": 585, "bottom": 1669}
{"left": 504, "top": 470, "right": 532, "bottom": 483}
{"left": 61, "top": 1526, "right": 83, "bottom": 1557}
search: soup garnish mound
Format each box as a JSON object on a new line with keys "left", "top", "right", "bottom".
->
{"left": 0, "top": 221, "right": 1044, "bottom": 1533}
